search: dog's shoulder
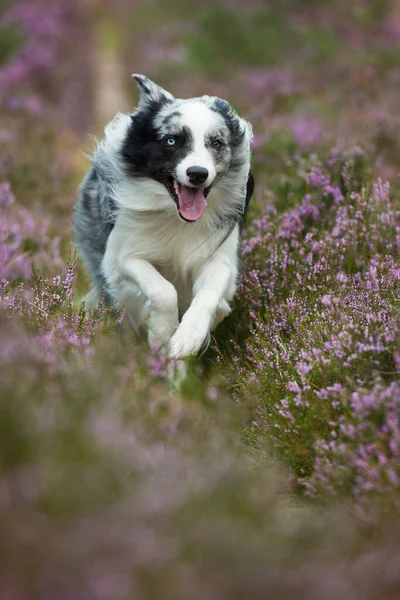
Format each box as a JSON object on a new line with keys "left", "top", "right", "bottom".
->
{"left": 77, "top": 112, "right": 132, "bottom": 224}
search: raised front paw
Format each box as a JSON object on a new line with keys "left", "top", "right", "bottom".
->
{"left": 168, "top": 317, "right": 210, "bottom": 359}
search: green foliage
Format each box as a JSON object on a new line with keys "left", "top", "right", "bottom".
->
{"left": 186, "top": 7, "right": 292, "bottom": 74}
{"left": 185, "top": 4, "right": 342, "bottom": 76}
{"left": 0, "top": 22, "right": 22, "bottom": 65}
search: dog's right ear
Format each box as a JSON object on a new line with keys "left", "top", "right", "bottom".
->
{"left": 132, "top": 74, "right": 174, "bottom": 109}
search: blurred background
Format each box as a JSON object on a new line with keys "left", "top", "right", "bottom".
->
{"left": 91, "top": 0, "right": 400, "bottom": 166}
{"left": 2, "top": 0, "right": 400, "bottom": 231}
{"left": 1, "top": 1, "right": 400, "bottom": 598}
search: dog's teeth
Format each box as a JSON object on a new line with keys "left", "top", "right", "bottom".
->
{"left": 173, "top": 181, "right": 179, "bottom": 195}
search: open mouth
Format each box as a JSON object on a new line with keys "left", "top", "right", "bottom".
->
{"left": 165, "top": 177, "right": 211, "bottom": 222}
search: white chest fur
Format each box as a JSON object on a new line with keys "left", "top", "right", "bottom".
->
{"left": 102, "top": 207, "right": 239, "bottom": 322}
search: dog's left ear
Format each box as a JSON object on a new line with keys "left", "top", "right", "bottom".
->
{"left": 132, "top": 74, "right": 174, "bottom": 109}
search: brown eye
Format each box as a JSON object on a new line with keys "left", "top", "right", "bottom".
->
{"left": 212, "top": 140, "right": 222, "bottom": 149}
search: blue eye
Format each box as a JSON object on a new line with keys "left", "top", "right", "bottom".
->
{"left": 166, "top": 137, "right": 176, "bottom": 146}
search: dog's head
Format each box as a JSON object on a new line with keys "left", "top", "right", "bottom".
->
{"left": 121, "top": 75, "right": 253, "bottom": 222}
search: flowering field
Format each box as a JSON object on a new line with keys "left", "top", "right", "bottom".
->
{"left": 1, "top": 0, "right": 400, "bottom": 597}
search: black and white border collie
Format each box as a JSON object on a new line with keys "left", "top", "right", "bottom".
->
{"left": 74, "top": 75, "right": 254, "bottom": 359}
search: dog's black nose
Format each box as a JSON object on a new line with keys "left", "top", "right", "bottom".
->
{"left": 186, "top": 166, "right": 208, "bottom": 185}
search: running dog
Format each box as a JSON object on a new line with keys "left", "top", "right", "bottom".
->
{"left": 74, "top": 75, "right": 253, "bottom": 358}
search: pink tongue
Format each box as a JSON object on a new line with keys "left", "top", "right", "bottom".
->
{"left": 178, "top": 186, "right": 207, "bottom": 221}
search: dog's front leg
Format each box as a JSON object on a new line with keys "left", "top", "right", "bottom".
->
{"left": 120, "top": 258, "right": 179, "bottom": 348}
{"left": 168, "top": 254, "right": 236, "bottom": 359}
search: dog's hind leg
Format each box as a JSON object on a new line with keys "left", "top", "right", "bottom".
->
{"left": 74, "top": 167, "right": 117, "bottom": 308}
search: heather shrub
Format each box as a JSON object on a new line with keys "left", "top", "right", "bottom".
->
{"left": 2, "top": 310, "right": 400, "bottom": 600}
{"left": 0, "top": 0, "right": 93, "bottom": 129}
{"left": 2, "top": 0, "right": 400, "bottom": 595}
{"left": 0, "top": 182, "right": 63, "bottom": 282}
{"left": 216, "top": 149, "right": 400, "bottom": 507}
